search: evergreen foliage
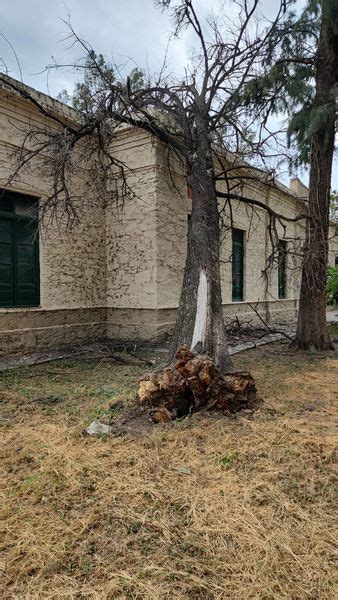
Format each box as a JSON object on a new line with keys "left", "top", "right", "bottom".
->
{"left": 58, "top": 53, "right": 144, "bottom": 115}
{"left": 242, "top": 0, "right": 338, "bottom": 167}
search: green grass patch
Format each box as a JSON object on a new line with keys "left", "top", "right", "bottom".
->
{"left": 328, "top": 322, "right": 338, "bottom": 338}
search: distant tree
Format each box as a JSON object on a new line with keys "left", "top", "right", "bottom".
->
{"left": 57, "top": 52, "right": 144, "bottom": 113}
{"left": 330, "top": 190, "right": 338, "bottom": 222}
{"left": 327, "top": 266, "right": 338, "bottom": 304}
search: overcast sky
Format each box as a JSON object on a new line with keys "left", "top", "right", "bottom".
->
{"left": 1, "top": 0, "right": 337, "bottom": 188}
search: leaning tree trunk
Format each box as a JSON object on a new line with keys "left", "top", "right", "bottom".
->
{"left": 168, "top": 126, "right": 232, "bottom": 373}
{"left": 294, "top": 2, "right": 337, "bottom": 351}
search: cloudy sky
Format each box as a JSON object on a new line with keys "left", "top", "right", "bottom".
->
{"left": 1, "top": 0, "right": 337, "bottom": 188}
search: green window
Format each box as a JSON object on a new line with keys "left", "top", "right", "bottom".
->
{"left": 278, "top": 240, "right": 287, "bottom": 299}
{"left": 232, "top": 229, "right": 244, "bottom": 301}
{"left": 0, "top": 190, "right": 39, "bottom": 307}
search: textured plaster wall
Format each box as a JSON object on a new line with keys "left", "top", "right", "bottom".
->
{"left": 155, "top": 143, "right": 189, "bottom": 310}
{"left": 105, "top": 129, "right": 158, "bottom": 310}
{"left": 104, "top": 128, "right": 161, "bottom": 340}
{"left": 154, "top": 145, "right": 306, "bottom": 330}
{"left": 39, "top": 201, "right": 106, "bottom": 310}
{"left": 0, "top": 88, "right": 107, "bottom": 351}
{"left": 0, "top": 91, "right": 106, "bottom": 311}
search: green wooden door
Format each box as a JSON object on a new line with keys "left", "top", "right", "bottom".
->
{"left": 0, "top": 216, "right": 39, "bottom": 307}
{"left": 0, "top": 219, "right": 14, "bottom": 306}
{"left": 278, "top": 240, "right": 287, "bottom": 299}
{"left": 14, "top": 220, "right": 39, "bottom": 306}
{"left": 232, "top": 229, "right": 244, "bottom": 301}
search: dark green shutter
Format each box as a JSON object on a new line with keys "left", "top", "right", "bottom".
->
{"left": 14, "top": 220, "right": 39, "bottom": 306}
{"left": 278, "top": 240, "right": 287, "bottom": 299}
{"left": 0, "top": 216, "right": 39, "bottom": 307}
{"left": 232, "top": 229, "right": 244, "bottom": 301}
{"left": 0, "top": 219, "right": 14, "bottom": 306}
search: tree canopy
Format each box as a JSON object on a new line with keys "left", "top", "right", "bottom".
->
{"left": 242, "top": 0, "right": 337, "bottom": 167}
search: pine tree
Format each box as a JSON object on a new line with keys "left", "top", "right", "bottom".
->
{"left": 57, "top": 53, "right": 144, "bottom": 114}
{"left": 243, "top": 0, "right": 338, "bottom": 350}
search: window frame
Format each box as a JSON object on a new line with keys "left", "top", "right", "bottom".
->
{"left": 0, "top": 191, "right": 40, "bottom": 308}
{"left": 278, "top": 239, "right": 287, "bottom": 300}
{"left": 232, "top": 228, "right": 245, "bottom": 302}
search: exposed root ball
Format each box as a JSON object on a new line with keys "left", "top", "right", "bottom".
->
{"left": 138, "top": 346, "right": 258, "bottom": 423}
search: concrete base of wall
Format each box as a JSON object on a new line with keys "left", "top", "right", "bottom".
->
{"left": 0, "top": 300, "right": 299, "bottom": 354}
{"left": 106, "top": 308, "right": 162, "bottom": 341}
{"left": 0, "top": 307, "right": 107, "bottom": 354}
{"left": 223, "top": 299, "right": 299, "bottom": 324}
{"left": 107, "top": 300, "right": 299, "bottom": 341}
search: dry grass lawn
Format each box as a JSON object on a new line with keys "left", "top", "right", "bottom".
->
{"left": 1, "top": 341, "right": 337, "bottom": 599}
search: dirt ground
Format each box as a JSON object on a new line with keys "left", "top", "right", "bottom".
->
{"left": 1, "top": 339, "right": 337, "bottom": 599}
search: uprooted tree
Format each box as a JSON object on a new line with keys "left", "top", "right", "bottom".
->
{"left": 0, "top": 0, "right": 309, "bottom": 416}
{"left": 243, "top": 0, "right": 338, "bottom": 350}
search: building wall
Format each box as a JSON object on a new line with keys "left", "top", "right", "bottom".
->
{"left": 0, "top": 84, "right": 162, "bottom": 351}
{"left": 0, "top": 86, "right": 107, "bottom": 351}
{"left": 105, "top": 128, "right": 160, "bottom": 340}
{"left": 328, "top": 224, "right": 338, "bottom": 266}
{"left": 1, "top": 80, "right": 337, "bottom": 354}
{"left": 154, "top": 145, "right": 305, "bottom": 334}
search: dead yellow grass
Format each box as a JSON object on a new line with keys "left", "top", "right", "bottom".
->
{"left": 1, "top": 344, "right": 337, "bottom": 599}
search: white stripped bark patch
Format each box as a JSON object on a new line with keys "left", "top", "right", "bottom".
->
{"left": 191, "top": 269, "right": 208, "bottom": 351}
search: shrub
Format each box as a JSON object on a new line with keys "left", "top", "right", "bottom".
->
{"left": 327, "top": 266, "right": 338, "bottom": 305}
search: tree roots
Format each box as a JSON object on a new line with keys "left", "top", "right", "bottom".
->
{"left": 138, "top": 346, "right": 258, "bottom": 423}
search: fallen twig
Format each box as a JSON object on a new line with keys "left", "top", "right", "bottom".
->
{"left": 247, "top": 303, "right": 295, "bottom": 342}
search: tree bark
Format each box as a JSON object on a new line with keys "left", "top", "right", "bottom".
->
{"left": 168, "top": 124, "right": 233, "bottom": 373}
{"left": 294, "top": 2, "right": 337, "bottom": 351}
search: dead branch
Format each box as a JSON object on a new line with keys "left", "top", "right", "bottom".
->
{"left": 247, "top": 303, "right": 294, "bottom": 342}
